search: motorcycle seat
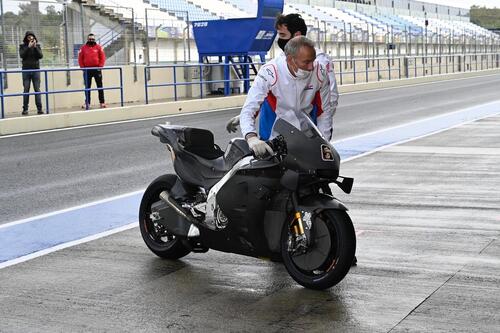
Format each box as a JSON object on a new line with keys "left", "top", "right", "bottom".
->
{"left": 180, "top": 127, "right": 224, "bottom": 160}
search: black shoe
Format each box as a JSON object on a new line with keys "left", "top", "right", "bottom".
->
{"left": 37, "top": 110, "right": 44, "bottom": 115}
{"left": 22, "top": 110, "right": 28, "bottom": 116}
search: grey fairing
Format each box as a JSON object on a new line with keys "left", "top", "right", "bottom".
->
{"left": 273, "top": 118, "right": 340, "bottom": 177}
{"left": 298, "top": 194, "right": 348, "bottom": 212}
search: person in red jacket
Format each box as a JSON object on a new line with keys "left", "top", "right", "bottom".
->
{"left": 78, "top": 33, "right": 106, "bottom": 108}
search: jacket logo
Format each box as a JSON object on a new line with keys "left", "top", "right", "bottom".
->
{"left": 304, "top": 84, "right": 314, "bottom": 90}
{"left": 265, "top": 68, "right": 275, "bottom": 79}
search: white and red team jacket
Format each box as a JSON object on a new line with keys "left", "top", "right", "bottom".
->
{"left": 315, "top": 50, "right": 339, "bottom": 117}
{"left": 239, "top": 54, "right": 333, "bottom": 141}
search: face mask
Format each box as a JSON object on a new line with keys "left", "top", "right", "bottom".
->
{"left": 87, "top": 41, "right": 96, "bottom": 46}
{"left": 292, "top": 58, "right": 312, "bottom": 79}
{"left": 277, "top": 38, "right": 290, "bottom": 51}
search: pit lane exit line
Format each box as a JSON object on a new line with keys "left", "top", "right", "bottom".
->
{"left": 1, "top": 100, "right": 499, "bottom": 269}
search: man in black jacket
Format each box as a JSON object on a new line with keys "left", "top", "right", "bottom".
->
{"left": 19, "top": 31, "right": 43, "bottom": 115}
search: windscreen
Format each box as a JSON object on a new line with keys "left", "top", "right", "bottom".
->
{"left": 273, "top": 118, "right": 340, "bottom": 178}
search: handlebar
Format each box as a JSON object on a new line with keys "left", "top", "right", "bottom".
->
{"left": 266, "top": 135, "right": 287, "bottom": 160}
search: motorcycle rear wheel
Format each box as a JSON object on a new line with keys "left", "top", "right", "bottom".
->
{"left": 281, "top": 209, "right": 356, "bottom": 290}
{"left": 139, "top": 174, "right": 191, "bottom": 259}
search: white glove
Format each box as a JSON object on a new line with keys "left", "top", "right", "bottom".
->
{"left": 226, "top": 115, "right": 240, "bottom": 133}
{"left": 247, "top": 136, "right": 273, "bottom": 158}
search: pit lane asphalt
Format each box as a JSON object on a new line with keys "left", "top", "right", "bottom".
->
{"left": 1, "top": 73, "right": 500, "bottom": 224}
{"left": 0, "top": 74, "right": 499, "bottom": 332}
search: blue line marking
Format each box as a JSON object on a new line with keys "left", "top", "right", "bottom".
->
{"left": 1, "top": 100, "right": 499, "bottom": 264}
{"left": 0, "top": 194, "right": 141, "bottom": 262}
{"left": 335, "top": 101, "right": 500, "bottom": 159}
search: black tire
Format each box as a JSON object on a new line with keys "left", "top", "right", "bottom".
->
{"left": 281, "top": 209, "right": 356, "bottom": 290}
{"left": 139, "top": 174, "right": 191, "bottom": 259}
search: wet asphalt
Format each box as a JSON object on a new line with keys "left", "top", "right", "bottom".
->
{"left": 0, "top": 114, "right": 498, "bottom": 332}
{"left": 0, "top": 76, "right": 499, "bottom": 332}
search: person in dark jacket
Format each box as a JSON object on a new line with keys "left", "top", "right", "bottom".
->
{"left": 19, "top": 31, "right": 43, "bottom": 115}
{"left": 78, "top": 33, "right": 107, "bottom": 109}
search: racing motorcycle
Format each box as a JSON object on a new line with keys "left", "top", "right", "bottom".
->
{"left": 139, "top": 117, "right": 356, "bottom": 290}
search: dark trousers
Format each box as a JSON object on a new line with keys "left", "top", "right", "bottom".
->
{"left": 22, "top": 71, "right": 42, "bottom": 111}
{"left": 83, "top": 69, "right": 105, "bottom": 104}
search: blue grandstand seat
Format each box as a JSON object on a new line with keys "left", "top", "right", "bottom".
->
{"left": 225, "top": 0, "right": 258, "bottom": 15}
{"left": 149, "top": 0, "right": 219, "bottom": 21}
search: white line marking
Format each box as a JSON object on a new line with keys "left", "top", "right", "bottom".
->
{"left": 0, "top": 222, "right": 138, "bottom": 269}
{"left": 0, "top": 106, "right": 239, "bottom": 139}
{"left": 0, "top": 189, "right": 144, "bottom": 230}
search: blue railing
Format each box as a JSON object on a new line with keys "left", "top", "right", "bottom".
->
{"left": 144, "top": 62, "right": 263, "bottom": 104}
{"left": 1, "top": 53, "right": 499, "bottom": 119}
{"left": 0, "top": 67, "right": 124, "bottom": 119}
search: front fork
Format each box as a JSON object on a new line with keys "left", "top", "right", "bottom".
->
{"left": 288, "top": 192, "right": 308, "bottom": 255}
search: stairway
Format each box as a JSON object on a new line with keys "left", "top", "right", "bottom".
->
{"left": 228, "top": 55, "right": 260, "bottom": 93}
{"left": 71, "top": 0, "right": 147, "bottom": 62}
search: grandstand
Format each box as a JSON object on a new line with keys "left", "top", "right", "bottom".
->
{"left": 0, "top": 0, "right": 499, "bottom": 117}
{"left": 0, "top": 0, "right": 497, "bottom": 69}
{"left": 1, "top": 0, "right": 499, "bottom": 68}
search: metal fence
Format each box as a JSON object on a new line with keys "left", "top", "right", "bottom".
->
{"left": 0, "top": 0, "right": 65, "bottom": 69}
{"left": 1, "top": 53, "right": 499, "bottom": 118}
{"left": 2, "top": 0, "right": 500, "bottom": 73}
{"left": 0, "top": 66, "right": 123, "bottom": 118}
{"left": 334, "top": 53, "right": 500, "bottom": 85}
{"left": 144, "top": 61, "right": 264, "bottom": 104}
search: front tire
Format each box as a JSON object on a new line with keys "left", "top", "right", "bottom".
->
{"left": 139, "top": 174, "right": 191, "bottom": 259}
{"left": 281, "top": 209, "right": 356, "bottom": 290}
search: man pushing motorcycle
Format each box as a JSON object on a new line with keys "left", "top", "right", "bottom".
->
{"left": 236, "top": 35, "right": 358, "bottom": 266}
{"left": 239, "top": 36, "right": 333, "bottom": 158}
{"left": 226, "top": 13, "right": 339, "bottom": 139}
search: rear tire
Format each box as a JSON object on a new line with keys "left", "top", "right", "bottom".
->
{"left": 281, "top": 209, "right": 356, "bottom": 290}
{"left": 139, "top": 174, "right": 191, "bottom": 259}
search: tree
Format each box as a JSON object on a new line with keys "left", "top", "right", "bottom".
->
{"left": 470, "top": 6, "right": 500, "bottom": 30}
{"left": 0, "top": 2, "right": 63, "bottom": 67}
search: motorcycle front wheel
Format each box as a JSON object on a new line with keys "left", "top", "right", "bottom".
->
{"left": 139, "top": 174, "right": 191, "bottom": 260}
{"left": 281, "top": 209, "right": 356, "bottom": 290}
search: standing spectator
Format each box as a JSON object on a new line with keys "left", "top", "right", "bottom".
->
{"left": 78, "top": 33, "right": 106, "bottom": 109}
{"left": 19, "top": 31, "right": 43, "bottom": 115}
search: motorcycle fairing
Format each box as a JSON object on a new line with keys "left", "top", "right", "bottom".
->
{"left": 200, "top": 166, "right": 284, "bottom": 257}
{"left": 152, "top": 124, "right": 251, "bottom": 189}
{"left": 273, "top": 118, "right": 340, "bottom": 179}
{"left": 297, "top": 194, "right": 348, "bottom": 212}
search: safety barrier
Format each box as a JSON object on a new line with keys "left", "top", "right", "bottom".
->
{"left": 0, "top": 67, "right": 124, "bottom": 119}
{"left": 144, "top": 61, "right": 264, "bottom": 104}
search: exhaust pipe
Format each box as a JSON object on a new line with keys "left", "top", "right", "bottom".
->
{"left": 159, "top": 191, "right": 200, "bottom": 237}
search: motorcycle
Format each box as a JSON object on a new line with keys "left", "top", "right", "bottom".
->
{"left": 139, "top": 117, "right": 356, "bottom": 290}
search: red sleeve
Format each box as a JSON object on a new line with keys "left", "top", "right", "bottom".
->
{"left": 98, "top": 45, "right": 106, "bottom": 67}
{"left": 78, "top": 46, "right": 84, "bottom": 68}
